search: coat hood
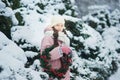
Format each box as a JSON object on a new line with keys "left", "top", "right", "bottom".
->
{"left": 44, "top": 26, "right": 70, "bottom": 46}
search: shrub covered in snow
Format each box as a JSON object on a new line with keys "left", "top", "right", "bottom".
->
{"left": 0, "top": 0, "right": 18, "bottom": 39}
{"left": 0, "top": 32, "right": 49, "bottom": 80}
{"left": 65, "top": 17, "right": 120, "bottom": 80}
{"left": 0, "top": 0, "right": 120, "bottom": 80}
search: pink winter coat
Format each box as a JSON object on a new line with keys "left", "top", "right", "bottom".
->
{"left": 40, "top": 27, "right": 70, "bottom": 80}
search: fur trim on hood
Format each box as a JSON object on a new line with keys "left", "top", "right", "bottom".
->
{"left": 44, "top": 27, "right": 70, "bottom": 46}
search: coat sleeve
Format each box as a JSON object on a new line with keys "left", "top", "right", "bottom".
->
{"left": 40, "top": 36, "right": 51, "bottom": 53}
{"left": 49, "top": 46, "right": 63, "bottom": 61}
{"left": 40, "top": 36, "right": 62, "bottom": 61}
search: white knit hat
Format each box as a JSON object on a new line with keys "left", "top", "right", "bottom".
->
{"left": 50, "top": 15, "right": 65, "bottom": 28}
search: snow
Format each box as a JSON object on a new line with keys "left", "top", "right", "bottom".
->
{"left": 0, "top": 31, "right": 48, "bottom": 80}
{"left": 0, "top": 32, "right": 27, "bottom": 63}
{"left": 82, "top": 24, "right": 102, "bottom": 49}
{"left": 110, "top": 9, "right": 120, "bottom": 27}
{"left": 0, "top": 0, "right": 120, "bottom": 80}
{"left": 0, "top": 1, "right": 5, "bottom": 8}
{"left": 109, "top": 65, "right": 120, "bottom": 80}
{"left": 0, "top": 32, "right": 26, "bottom": 79}
{"left": 20, "top": 0, "right": 40, "bottom": 5}
{"left": 0, "top": 2, "right": 18, "bottom": 25}
{"left": 83, "top": 15, "right": 100, "bottom": 23}
{"left": 102, "top": 27, "right": 120, "bottom": 51}
{"left": 30, "top": 59, "right": 42, "bottom": 71}
{"left": 88, "top": 5, "right": 110, "bottom": 11}
{"left": 63, "top": 15, "right": 80, "bottom": 22}
{"left": 24, "top": 51, "right": 38, "bottom": 58}
{"left": 11, "top": 0, "right": 79, "bottom": 51}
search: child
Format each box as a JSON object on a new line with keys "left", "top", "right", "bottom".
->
{"left": 40, "top": 15, "right": 72, "bottom": 80}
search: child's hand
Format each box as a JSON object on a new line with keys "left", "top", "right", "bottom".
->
{"left": 61, "top": 45, "right": 71, "bottom": 55}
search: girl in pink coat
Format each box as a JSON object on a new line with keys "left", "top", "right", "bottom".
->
{"left": 40, "top": 15, "right": 72, "bottom": 80}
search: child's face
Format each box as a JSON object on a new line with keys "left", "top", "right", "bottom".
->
{"left": 54, "top": 23, "right": 64, "bottom": 32}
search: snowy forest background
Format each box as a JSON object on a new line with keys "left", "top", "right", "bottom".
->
{"left": 0, "top": 0, "right": 120, "bottom": 80}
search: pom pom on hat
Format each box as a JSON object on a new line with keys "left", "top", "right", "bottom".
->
{"left": 50, "top": 15, "right": 65, "bottom": 28}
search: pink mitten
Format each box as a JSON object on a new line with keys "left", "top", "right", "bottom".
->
{"left": 61, "top": 45, "right": 71, "bottom": 55}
